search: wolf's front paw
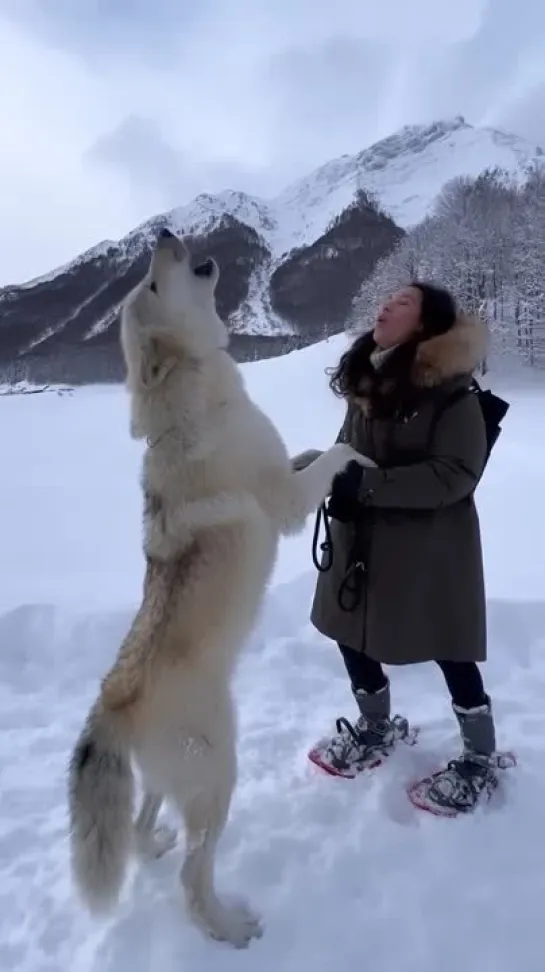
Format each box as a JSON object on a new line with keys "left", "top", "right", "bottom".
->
{"left": 291, "top": 448, "right": 323, "bottom": 472}
{"left": 333, "top": 442, "right": 377, "bottom": 469}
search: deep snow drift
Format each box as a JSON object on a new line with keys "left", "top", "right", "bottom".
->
{"left": 1, "top": 335, "right": 544, "bottom": 972}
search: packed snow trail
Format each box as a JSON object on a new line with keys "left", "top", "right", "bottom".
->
{"left": 1, "top": 337, "right": 544, "bottom": 971}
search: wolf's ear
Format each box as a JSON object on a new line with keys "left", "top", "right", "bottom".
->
{"left": 139, "top": 337, "right": 177, "bottom": 389}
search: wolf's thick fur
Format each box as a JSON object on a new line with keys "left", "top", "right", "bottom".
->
{"left": 68, "top": 229, "right": 371, "bottom": 947}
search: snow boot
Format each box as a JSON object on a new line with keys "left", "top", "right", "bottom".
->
{"left": 308, "top": 680, "right": 416, "bottom": 779}
{"left": 408, "top": 696, "right": 516, "bottom": 817}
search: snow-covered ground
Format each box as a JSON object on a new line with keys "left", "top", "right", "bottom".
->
{"left": 1, "top": 336, "right": 544, "bottom": 972}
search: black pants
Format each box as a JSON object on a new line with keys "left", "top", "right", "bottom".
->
{"left": 338, "top": 643, "right": 487, "bottom": 711}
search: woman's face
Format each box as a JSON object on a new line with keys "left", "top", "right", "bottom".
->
{"left": 373, "top": 286, "right": 423, "bottom": 349}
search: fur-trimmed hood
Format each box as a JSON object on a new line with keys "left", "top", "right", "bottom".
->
{"left": 411, "top": 313, "right": 487, "bottom": 388}
{"left": 347, "top": 313, "right": 488, "bottom": 416}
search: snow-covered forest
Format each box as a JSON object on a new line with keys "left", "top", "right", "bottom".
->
{"left": 351, "top": 165, "right": 545, "bottom": 368}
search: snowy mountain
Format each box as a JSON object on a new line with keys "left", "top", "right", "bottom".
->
{"left": 0, "top": 116, "right": 542, "bottom": 386}
{"left": 121, "top": 116, "right": 543, "bottom": 259}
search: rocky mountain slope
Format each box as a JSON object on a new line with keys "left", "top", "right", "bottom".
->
{"left": 0, "top": 116, "right": 542, "bottom": 385}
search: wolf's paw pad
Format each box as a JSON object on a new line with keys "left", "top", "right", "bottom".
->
{"left": 206, "top": 901, "right": 263, "bottom": 949}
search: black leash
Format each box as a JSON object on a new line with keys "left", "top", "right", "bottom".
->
{"left": 336, "top": 529, "right": 367, "bottom": 612}
{"left": 312, "top": 502, "right": 368, "bottom": 613}
{"left": 312, "top": 503, "right": 333, "bottom": 572}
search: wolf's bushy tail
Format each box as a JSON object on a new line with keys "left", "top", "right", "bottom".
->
{"left": 68, "top": 560, "right": 177, "bottom": 913}
{"left": 68, "top": 701, "right": 134, "bottom": 914}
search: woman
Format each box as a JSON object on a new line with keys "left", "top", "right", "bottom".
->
{"left": 296, "top": 282, "right": 514, "bottom": 817}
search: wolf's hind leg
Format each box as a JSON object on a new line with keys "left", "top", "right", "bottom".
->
{"left": 134, "top": 791, "right": 177, "bottom": 859}
{"left": 178, "top": 760, "right": 263, "bottom": 948}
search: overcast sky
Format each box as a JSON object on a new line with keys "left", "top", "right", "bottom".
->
{"left": 0, "top": 0, "right": 544, "bottom": 285}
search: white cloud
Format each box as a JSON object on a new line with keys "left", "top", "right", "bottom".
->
{"left": 0, "top": 0, "right": 543, "bottom": 284}
{"left": 0, "top": 19, "right": 136, "bottom": 283}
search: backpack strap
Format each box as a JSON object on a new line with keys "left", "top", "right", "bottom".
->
{"left": 429, "top": 378, "right": 510, "bottom": 463}
{"left": 428, "top": 383, "right": 474, "bottom": 435}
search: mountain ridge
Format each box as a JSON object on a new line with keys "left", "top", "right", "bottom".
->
{"left": 0, "top": 116, "right": 542, "bottom": 385}
{"left": 17, "top": 115, "right": 544, "bottom": 290}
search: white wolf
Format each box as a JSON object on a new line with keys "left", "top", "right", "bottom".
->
{"left": 67, "top": 228, "right": 373, "bottom": 948}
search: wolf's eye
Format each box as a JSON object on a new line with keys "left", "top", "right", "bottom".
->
{"left": 193, "top": 259, "right": 214, "bottom": 278}
{"left": 149, "top": 281, "right": 158, "bottom": 294}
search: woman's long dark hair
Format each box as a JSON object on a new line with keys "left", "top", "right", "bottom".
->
{"left": 328, "top": 281, "right": 457, "bottom": 411}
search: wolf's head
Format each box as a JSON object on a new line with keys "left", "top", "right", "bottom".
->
{"left": 120, "top": 230, "right": 230, "bottom": 434}
{"left": 122, "top": 228, "right": 228, "bottom": 366}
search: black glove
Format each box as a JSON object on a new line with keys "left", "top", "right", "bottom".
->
{"left": 326, "top": 460, "right": 366, "bottom": 523}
